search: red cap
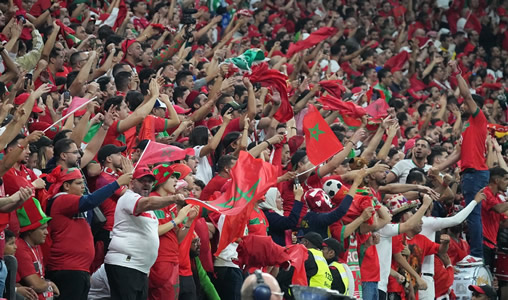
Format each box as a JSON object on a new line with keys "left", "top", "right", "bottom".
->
{"left": 121, "top": 39, "right": 137, "bottom": 56}
{"left": 171, "top": 163, "right": 192, "bottom": 179}
{"left": 268, "top": 13, "right": 281, "bottom": 23}
{"left": 133, "top": 167, "right": 155, "bottom": 180}
{"left": 14, "top": 93, "right": 44, "bottom": 113}
{"left": 185, "top": 90, "right": 200, "bottom": 108}
{"left": 173, "top": 105, "right": 191, "bottom": 114}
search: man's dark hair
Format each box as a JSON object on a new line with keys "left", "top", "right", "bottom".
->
{"left": 105, "top": 34, "right": 124, "bottom": 47}
{"left": 97, "top": 76, "right": 111, "bottom": 92}
{"left": 377, "top": 68, "right": 390, "bottom": 82}
{"left": 129, "top": 0, "right": 143, "bottom": 11}
{"left": 234, "top": 86, "right": 247, "bottom": 100}
{"left": 98, "top": 25, "right": 115, "bottom": 42}
{"left": 194, "top": 179, "right": 205, "bottom": 190}
{"left": 66, "top": 71, "right": 79, "bottom": 88}
{"left": 49, "top": 47, "right": 60, "bottom": 62}
{"left": 114, "top": 71, "right": 132, "bottom": 91}
{"left": 6, "top": 134, "right": 25, "bottom": 150}
{"left": 404, "top": 126, "right": 416, "bottom": 138}
{"left": 104, "top": 96, "right": 124, "bottom": 111}
{"left": 415, "top": 137, "right": 431, "bottom": 149}
{"left": 217, "top": 154, "right": 237, "bottom": 172}
{"left": 53, "top": 129, "right": 72, "bottom": 146}
{"left": 428, "top": 146, "right": 446, "bottom": 165}
{"left": 54, "top": 138, "right": 75, "bottom": 160}
{"left": 418, "top": 103, "right": 430, "bottom": 116}
{"left": 112, "top": 63, "right": 129, "bottom": 77}
{"left": 175, "top": 70, "right": 193, "bottom": 86}
{"left": 173, "top": 86, "right": 189, "bottom": 101}
{"left": 406, "top": 168, "right": 426, "bottom": 184}
{"left": 471, "top": 94, "right": 484, "bottom": 109}
{"left": 69, "top": 51, "right": 84, "bottom": 68}
{"left": 125, "top": 91, "right": 144, "bottom": 111}
{"left": 489, "top": 167, "right": 508, "bottom": 183}
{"left": 4, "top": 229, "right": 15, "bottom": 241}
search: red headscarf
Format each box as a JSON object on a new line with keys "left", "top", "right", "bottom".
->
{"left": 45, "top": 166, "right": 82, "bottom": 196}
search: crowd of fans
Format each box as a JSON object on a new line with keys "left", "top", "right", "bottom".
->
{"left": 0, "top": 0, "right": 506, "bottom": 299}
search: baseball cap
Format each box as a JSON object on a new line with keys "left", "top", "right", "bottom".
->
{"left": 323, "top": 238, "right": 343, "bottom": 256}
{"left": 221, "top": 101, "right": 247, "bottom": 116}
{"left": 468, "top": 285, "right": 497, "bottom": 299}
{"left": 97, "top": 144, "right": 126, "bottom": 163}
{"left": 153, "top": 99, "right": 167, "bottom": 109}
{"left": 298, "top": 232, "right": 323, "bottom": 249}
{"left": 14, "top": 93, "right": 44, "bottom": 113}
{"left": 133, "top": 167, "right": 155, "bottom": 180}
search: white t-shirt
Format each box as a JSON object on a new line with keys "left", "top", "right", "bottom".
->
{"left": 391, "top": 159, "right": 431, "bottom": 183}
{"left": 89, "top": 264, "right": 110, "bottom": 300}
{"left": 376, "top": 223, "right": 400, "bottom": 292}
{"left": 104, "top": 189, "right": 159, "bottom": 274}
{"left": 420, "top": 200, "right": 477, "bottom": 275}
{"left": 194, "top": 145, "right": 213, "bottom": 184}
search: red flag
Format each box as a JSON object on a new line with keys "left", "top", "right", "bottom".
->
{"left": 384, "top": 51, "right": 409, "bottom": 71}
{"left": 113, "top": 0, "right": 127, "bottom": 30}
{"left": 285, "top": 244, "right": 309, "bottom": 285}
{"left": 316, "top": 95, "right": 367, "bottom": 119}
{"left": 247, "top": 63, "right": 293, "bottom": 123}
{"left": 67, "top": 96, "right": 91, "bottom": 113}
{"left": 187, "top": 151, "right": 278, "bottom": 255}
{"left": 392, "top": 5, "right": 407, "bottom": 18}
{"left": 318, "top": 80, "right": 346, "bottom": 98}
{"left": 465, "top": 13, "right": 481, "bottom": 33}
{"left": 136, "top": 141, "right": 195, "bottom": 167}
{"left": 233, "top": 235, "right": 291, "bottom": 270}
{"left": 138, "top": 115, "right": 157, "bottom": 141}
{"left": 287, "top": 27, "right": 338, "bottom": 57}
{"left": 55, "top": 20, "right": 79, "bottom": 47}
{"left": 365, "top": 98, "right": 390, "bottom": 118}
{"left": 303, "top": 104, "right": 344, "bottom": 166}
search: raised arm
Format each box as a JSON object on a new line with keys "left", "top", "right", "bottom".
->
{"left": 318, "top": 129, "right": 365, "bottom": 177}
{"left": 134, "top": 194, "right": 184, "bottom": 215}
{"left": 69, "top": 51, "right": 97, "bottom": 96}
{"left": 450, "top": 60, "right": 477, "bottom": 114}
{"left": 399, "top": 194, "right": 432, "bottom": 233}
{"left": 199, "top": 109, "right": 233, "bottom": 157}
{"left": 117, "top": 79, "right": 159, "bottom": 133}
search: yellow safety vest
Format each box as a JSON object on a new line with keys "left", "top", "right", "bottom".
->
{"left": 329, "top": 261, "right": 350, "bottom": 296}
{"left": 308, "top": 248, "right": 333, "bottom": 289}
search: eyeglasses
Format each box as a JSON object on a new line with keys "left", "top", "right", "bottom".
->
{"left": 64, "top": 151, "right": 80, "bottom": 155}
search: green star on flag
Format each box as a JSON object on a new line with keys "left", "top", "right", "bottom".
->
{"left": 309, "top": 123, "right": 325, "bottom": 141}
{"left": 303, "top": 104, "right": 344, "bottom": 166}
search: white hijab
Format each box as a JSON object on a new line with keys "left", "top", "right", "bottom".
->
{"left": 259, "top": 187, "right": 284, "bottom": 216}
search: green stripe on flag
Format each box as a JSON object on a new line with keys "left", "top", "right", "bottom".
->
{"left": 224, "top": 49, "right": 265, "bottom": 72}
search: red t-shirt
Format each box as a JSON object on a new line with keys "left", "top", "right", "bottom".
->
{"left": 387, "top": 234, "right": 406, "bottom": 294}
{"left": 47, "top": 194, "right": 94, "bottom": 272}
{"left": 151, "top": 192, "right": 180, "bottom": 263}
{"left": 406, "top": 234, "right": 440, "bottom": 299}
{"left": 433, "top": 257, "right": 454, "bottom": 298}
{"left": 200, "top": 175, "right": 229, "bottom": 201}
{"left": 103, "top": 120, "right": 136, "bottom": 148}
{"left": 96, "top": 169, "right": 125, "bottom": 231}
{"left": 481, "top": 186, "right": 508, "bottom": 248}
{"left": 360, "top": 242, "right": 380, "bottom": 282}
{"left": 247, "top": 208, "right": 269, "bottom": 237}
{"left": 447, "top": 237, "right": 469, "bottom": 265}
{"left": 15, "top": 239, "right": 47, "bottom": 300}
{"left": 460, "top": 108, "right": 488, "bottom": 171}
{"left": 4, "top": 165, "right": 38, "bottom": 236}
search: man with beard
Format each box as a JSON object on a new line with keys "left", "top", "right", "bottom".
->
{"left": 121, "top": 39, "right": 144, "bottom": 73}
{"left": 431, "top": 60, "right": 489, "bottom": 263}
{"left": 35, "top": 47, "right": 65, "bottom": 86}
{"left": 3, "top": 133, "right": 47, "bottom": 235}
{"left": 386, "top": 138, "right": 432, "bottom": 184}
{"left": 104, "top": 167, "right": 187, "bottom": 300}
{"left": 189, "top": 235, "right": 220, "bottom": 300}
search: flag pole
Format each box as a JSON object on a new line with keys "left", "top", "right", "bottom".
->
{"left": 43, "top": 97, "right": 96, "bottom": 133}
{"left": 133, "top": 140, "right": 151, "bottom": 171}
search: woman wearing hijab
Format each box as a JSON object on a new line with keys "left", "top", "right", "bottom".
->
{"left": 260, "top": 185, "right": 304, "bottom": 246}
{"left": 44, "top": 165, "right": 132, "bottom": 300}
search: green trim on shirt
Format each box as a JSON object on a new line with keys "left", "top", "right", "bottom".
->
{"left": 472, "top": 107, "right": 480, "bottom": 117}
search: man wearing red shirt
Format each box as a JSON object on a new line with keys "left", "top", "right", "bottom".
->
{"left": 102, "top": 80, "right": 159, "bottom": 148}
{"left": 15, "top": 198, "right": 59, "bottom": 299}
{"left": 480, "top": 167, "right": 508, "bottom": 271}
{"left": 433, "top": 60, "right": 489, "bottom": 262}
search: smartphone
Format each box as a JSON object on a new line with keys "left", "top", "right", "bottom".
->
{"left": 24, "top": 74, "right": 32, "bottom": 90}
{"left": 63, "top": 91, "right": 71, "bottom": 102}
{"left": 16, "top": 15, "right": 26, "bottom": 24}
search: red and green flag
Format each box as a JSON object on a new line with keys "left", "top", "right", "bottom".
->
{"left": 136, "top": 141, "right": 195, "bottom": 168}
{"left": 187, "top": 151, "right": 278, "bottom": 255}
{"left": 303, "top": 104, "right": 343, "bottom": 166}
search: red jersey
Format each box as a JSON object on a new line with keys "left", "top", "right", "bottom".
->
{"left": 96, "top": 168, "right": 125, "bottom": 231}
{"left": 388, "top": 235, "right": 407, "bottom": 294}
{"left": 434, "top": 257, "right": 454, "bottom": 298}
{"left": 481, "top": 186, "right": 508, "bottom": 249}
{"left": 102, "top": 120, "right": 136, "bottom": 148}
{"left": 150, "top": 192, "right": 179, "bottom": 263}
{"left": 247, "top": 208, "right": 269, "bottom": 237}
{"left": 460, "top": 108, "right": 488, "bottom": 171}
{"left": 200, "top": 175, "right": 229, "bottom": 201}
{"left": 15, "top": 239, "right": 48, "bottom": 300}
{"left": 47, "top": 194, "right": 94, "bottom": 272}
{"left": 447, "top": 237, "right": 469, "bottom": 265}
{"left": 406, "top": 234, "right": 440, "bottom": 299}
{"left": 360, "top": 242, "right": 380, "bottom": 282}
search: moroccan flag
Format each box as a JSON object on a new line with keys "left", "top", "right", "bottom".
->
{"left": 286, "top": 27, "right": 338, "bottom": 57}
{"left": 318, "top": 80, "right": 346, "bottom": 98}
{"left": 225, "top": 48, "right": 265, "bottom": 72}
{"left": 303, "top": 104, "right": 343, "bottom": 166}
{"left": 247, "top": 63, "right": 293, "bottom": 123}
{"left": 136, "top": 141, "right": 195, "bottom": 168}
{"left": 465, "top": 12, "right": 481, "bottom": 33}
{"left": 55, "top": 20, "right": 80, "bottom": 47}
{"left": 365, "top": 98, "right": 390, "bottom": 118}
{"left": 186, "top": 151, "right": 278, "bottom": 255}
{"left": 316, "top": 95, "right": 367, "bottom": 119}
{"left": 384, "top": 51, "right": 409, "bottom": 71}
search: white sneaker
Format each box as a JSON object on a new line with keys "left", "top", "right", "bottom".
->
{"left": 457, "top": 255, "right": 483, "bottom": 266}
